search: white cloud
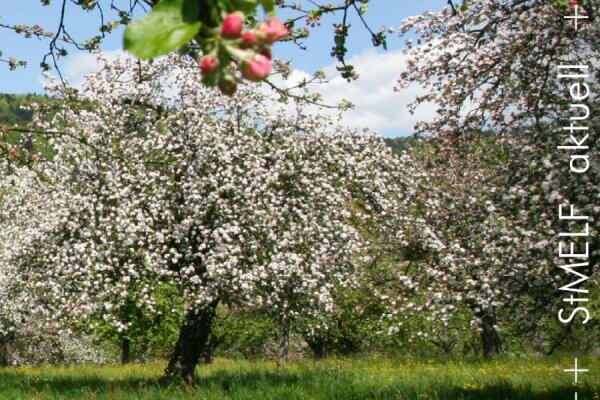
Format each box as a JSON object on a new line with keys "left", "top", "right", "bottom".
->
{"left": 65, "top": 50, "right": 130, "bottom": 83}
{"left": 39, "top": 50, "right": 131, "bottom": 89}
{"left": 271, "top": 49, "right": 436, "bottom": 137}
{"left": 317, "top": 49, "right": 435, "bottom": 137}
{"left": 49, "top": 48, "right": 434, "bottom": 137}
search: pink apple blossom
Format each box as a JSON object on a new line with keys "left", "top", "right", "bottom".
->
{"left": 221, "top": 12, "right": 244, "bottom": 39}
{"left": 258, "top": 18, "right": 288, "bottom": 43}
{"left": 240, "top": 31, "right": 258, "bottom": 48}
{"left": 241, "top": 54, "right": 272, "bottom": 81}
{"left": 199, "top": 55, "right": 219, "bottom": 75}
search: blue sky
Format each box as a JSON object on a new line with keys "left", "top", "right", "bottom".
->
{"left": 0, "top": 0, "right": 445, "bottom": 136}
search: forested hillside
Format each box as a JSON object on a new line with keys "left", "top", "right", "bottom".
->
{"left": 383, "top": 137, "right": 419, "bottom": 154}
{"left": 0, "top": 93, "right": 49, "bottom": 126}
{"left": 0, "top": 93, "right": 416, "bottom": 154}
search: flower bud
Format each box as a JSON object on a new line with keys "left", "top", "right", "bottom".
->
{"left": 241, "top": 54, "right": 273, "bottom": 82}
{"left": 218, "top": 79, "right": 238, "bottom": 96}
{"left": 240, "top": 31, "right": 258, "bottom": 48}
{"left": 258, "top": 18, "right": 289, "bottom": 43}
{"left": 8, "top": 147, "right": 20, "bottom": 160}
{"left": 259, "top": 47, "right": 272, "bottom": 60}
{"left": 221, "top": 13, "right": 244, "bottom": 39}
{"left": 199, "top": 56, "right": 220, "bottom": 75}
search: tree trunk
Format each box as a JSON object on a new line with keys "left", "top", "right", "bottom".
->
{"left": 277, "top": 315, "right": 290, "bottom": 366}
{"left": 480, "top": 313, "right": 502, "bottom": 358}
{"left": 202, "top": 332, "right": 218, "bottom": 364}
{"left": 121, "top": 337, "right": 131, "bottom": 365}
{"left": 0, "top": 333, "right": 14, "bottom": 366}
{"left": 164, "top": 301, "right": 218, "bottom": 382}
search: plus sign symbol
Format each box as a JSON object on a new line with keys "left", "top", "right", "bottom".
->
{"left": 564, "top": 358, "right": 589, "bottom": 383}
{"left": 564, "top": 4, "right": 589, "bottom": 31}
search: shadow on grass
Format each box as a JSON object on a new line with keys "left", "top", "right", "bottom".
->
{"left": 0, "top": 367, "right": 594, "bottom": 400}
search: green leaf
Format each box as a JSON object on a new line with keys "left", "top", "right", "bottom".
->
{"left": 258, "top": 0, "right": 275, "bottom": 15}
{"left": 124, "top": 0, "right": 201, "bottom": 60}
{"left": 359, "top": 3, "right": 368, "bottom": 15}
{"left": 230, "top": 0, "right": 259, "bottom": 15}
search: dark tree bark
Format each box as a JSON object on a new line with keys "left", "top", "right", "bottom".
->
{"left": 121, "top": 337, "right": 131, "bottom": 365}
{"left": 546, "top": 321, "right": 573, "bottom": 356}
{"left": 277, "top": 315, "right": 290, "bottom": 366}
{"left": 202, "top": 332, "right": 219, "bottom": 364}
{"left": 0, "top": 332, "right": 14, "bottom": 366}
{"left": 164, "top": 301, "right": 218, "bottom": 382}
{"left": 480, "top": 312, "right": 502, "bottom": 358}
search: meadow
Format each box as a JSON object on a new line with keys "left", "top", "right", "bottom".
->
{"left": 0, "top": 356, "right": 597, "bottom": 400}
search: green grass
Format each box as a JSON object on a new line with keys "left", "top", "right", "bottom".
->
{"left": 0, "top": 356, "right": 598, "bottom": 399}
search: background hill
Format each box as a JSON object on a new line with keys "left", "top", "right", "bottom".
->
{"left": 0, "top": 93, "right": 49, "bottom": 127}
{"left": 0, "top": 93, "right": 416, "bottom": 153}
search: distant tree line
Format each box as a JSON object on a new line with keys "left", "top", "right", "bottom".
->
{"left": 0, "top": 93, "right": 49, "bottom": 127}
